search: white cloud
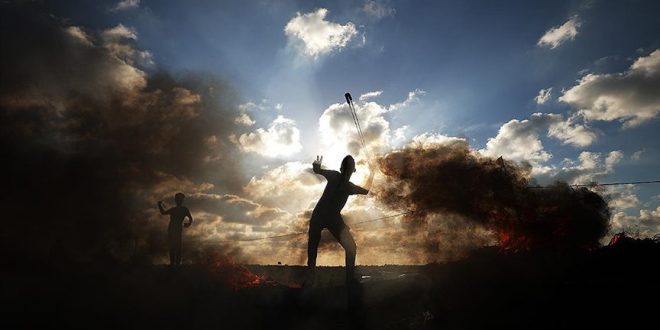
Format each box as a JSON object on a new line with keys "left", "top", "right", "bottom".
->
{"left": 631, "top": 149, "right": 644, "bottom": 160}
{"left": 135, "top": 50, "right": 154, "bottom": 66}
{"left": 239, "top": 100, "right": 267, "bottom": 112}
{"left": 189, "top": 193, "right": 291, "bottom": 226}
{"left": 61, "top": 24, "right": 148, "bottom": 95}
{"left": 363, "top": 1, "right": 396, "bottom": 19}
{"left": 609, "top": 195, "right": 640, "bottom": 210}
{"left": 534, "top": 88, "right": 553, "bottom": 105}
{"left": 359, "top": 90, "right": 383, "bottom": 101}
{"left": 546, "top": 113, "right": 597, "bottom": 147}
{"left": 318, "top": 90, "right": 422, "bottom": 162}
{"left": 244, "top": 161, "right": 325, "bottom": 213}
{"left": 238, "top": 99, "right": 282, "bottom": 113}
{"left": 605, "top": 150, "right": 624, "bottom": 168}
{"left": 480, "top": 113, "right": 596, "bottom": 174}
{"left": 481, "top": 118, "right": 553, "bottom": 173}
{"left": 66, "top": 26, "right": 93, "bottom": 46}
{"left": 388, "top": 89, "right": 425, "bottom": 111}
{"left": 284, "top": 8, "right": 358, "bottom": 58}
{"left": 560, "top": 49, "right": 660, "bottom": 127}
{"left": 548, "top": 150, "right": 623, "bottom": 184}
{"left": 234, "top": 113, "right": 255, "bottom": 126}
{"left": 101, "top": 24, "right": 137, "bottom": 41}
{"left": 110, "top": 0, "right": 140, "bottom": 12}
{"left": 611, "top": 206, "right": 660, "bottom": 237}
{"left": 319, "top": 101, "right": 389, "bottom": 161}
{"left": 409, "top": 133, "right": 467, "bottom": 148}
{"left": 537, "top": 15, "right": 581, "bottom": 49}
{"left": 631, "top": 49, "right": 660, "bottom": 75}
{"left": 393, "top": 125, "right": 409, "bottom": 141}
{"left": 605, "top": 185, "right": 640, "bottom": 211}
{"left": 100, "top": 24, "right": 153, "bottom": 66}
{"left": 233, "top": 115, "right": 302, "bottom": 157}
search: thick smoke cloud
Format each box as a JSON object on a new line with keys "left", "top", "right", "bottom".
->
{"left": 375, "top": 139, "right": 611, "bottom": 252}
{"left": 0, "top": 3, "right": 244, "bottom": 267}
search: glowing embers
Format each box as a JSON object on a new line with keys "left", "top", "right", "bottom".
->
{"left": 201, "top": 252, "right": 275, "bottom": 289}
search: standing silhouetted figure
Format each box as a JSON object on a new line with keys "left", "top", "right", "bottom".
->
{"left": 158, "top": 193, "right": 193, "bottom": 266}
{"left": 308, "top": 155, "right": 374, "bottom": 284}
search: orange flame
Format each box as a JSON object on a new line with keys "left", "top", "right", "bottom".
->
{"left": 202, "top": 253, "right": 274, "bottom": 289}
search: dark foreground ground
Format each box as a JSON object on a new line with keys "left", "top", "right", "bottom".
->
{"left": 4, "top": 240, "right": 660, "bottom": 330}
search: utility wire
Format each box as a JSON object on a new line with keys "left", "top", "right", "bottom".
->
{"left": 572, "top": 180, "right": 660, "bottom": 187}
{"left": 527, "top": 180, "right": 660, "bottom": 188}
{"left": 215, "top": 211, "right": 413, "bottom": 243}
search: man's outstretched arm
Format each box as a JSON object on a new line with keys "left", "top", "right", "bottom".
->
{"left": 157, "top": 201, "right": 168, "bottom": 215}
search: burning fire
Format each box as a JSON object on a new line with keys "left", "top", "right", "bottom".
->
{"left": 202, "top": 252, "right": 273, "bottom": 289}
{"left": 497, "top": 229, "right": 534, "bottom": 251}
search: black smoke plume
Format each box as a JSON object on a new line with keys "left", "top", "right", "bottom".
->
{"left": 375, "top": 139, "right": 611, "bottom": 252}
{"left": 1, "top": 3, "right": 243, "bottom": 268}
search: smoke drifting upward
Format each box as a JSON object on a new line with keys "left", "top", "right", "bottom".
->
{"left": 1, "top": 3, "right": 244, "bottom": 267}
{"left": 376, "top": 139, "right": 611, "bottom": 254}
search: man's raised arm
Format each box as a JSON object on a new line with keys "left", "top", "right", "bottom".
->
{"left": 157, "top": 201, "right": 169, "bottom": 215}
{"left": 312, "top": 155, "right": 332, "bottom": 179}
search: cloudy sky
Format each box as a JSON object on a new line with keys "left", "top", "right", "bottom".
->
{"left": 3, "top": 0, "right": 659, "bottom": 265}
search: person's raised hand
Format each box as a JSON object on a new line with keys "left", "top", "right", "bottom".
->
{"left": 313, "top": 155, "right": 323, "bottom": 167}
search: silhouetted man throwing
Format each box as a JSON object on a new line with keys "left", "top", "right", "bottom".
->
{"left": 308, "top": 155, "right": 374, "bottom": 284}
{"left": 158, "top": 193, "right": 193, "bottom": 266}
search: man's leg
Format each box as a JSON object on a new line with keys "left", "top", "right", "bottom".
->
{"left": 174, "top": 232, "right": 182, "bottom": 265}
{"left": 168, "top": 248, "right": 175, "bottom": 265}
{"left": 305, "top": 222, "right": 322, "bottom": 287}
{"left": 168, "top": 226, "right": 176, "bottom": 266}
{"left": 329, "top": 223, "right": 357, "bottom": 282}
{"left": 307, "top": 223, "right": 321, "bottom": 268}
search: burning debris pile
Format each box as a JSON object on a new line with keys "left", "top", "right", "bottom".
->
{"left": 376, "top": 140, "right": 611, "bottom": 251}
{"left": 198, "top": 251, "right": 275, "bottom": 289}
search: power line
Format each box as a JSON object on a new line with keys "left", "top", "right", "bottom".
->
{"left": 216, "top": 211, "right": 413, "bottom": 243}
{"left": 220, "top": 232, "right": 305, "bottom": 243}
{"left": 527, "top": 180, "right": 660, "bottom": 188}
{"left": 351, "top": 211, "right": 413, "bottom": 225}
{"left": 572, "top": 180, "right": 660, "bottom": 187}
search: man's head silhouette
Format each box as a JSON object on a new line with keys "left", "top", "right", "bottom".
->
{"left": 340, "top": 155, "right": 356, "bottom": 178}
{"left": 174, "top": 192, "right": 185, "bottom": 206}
